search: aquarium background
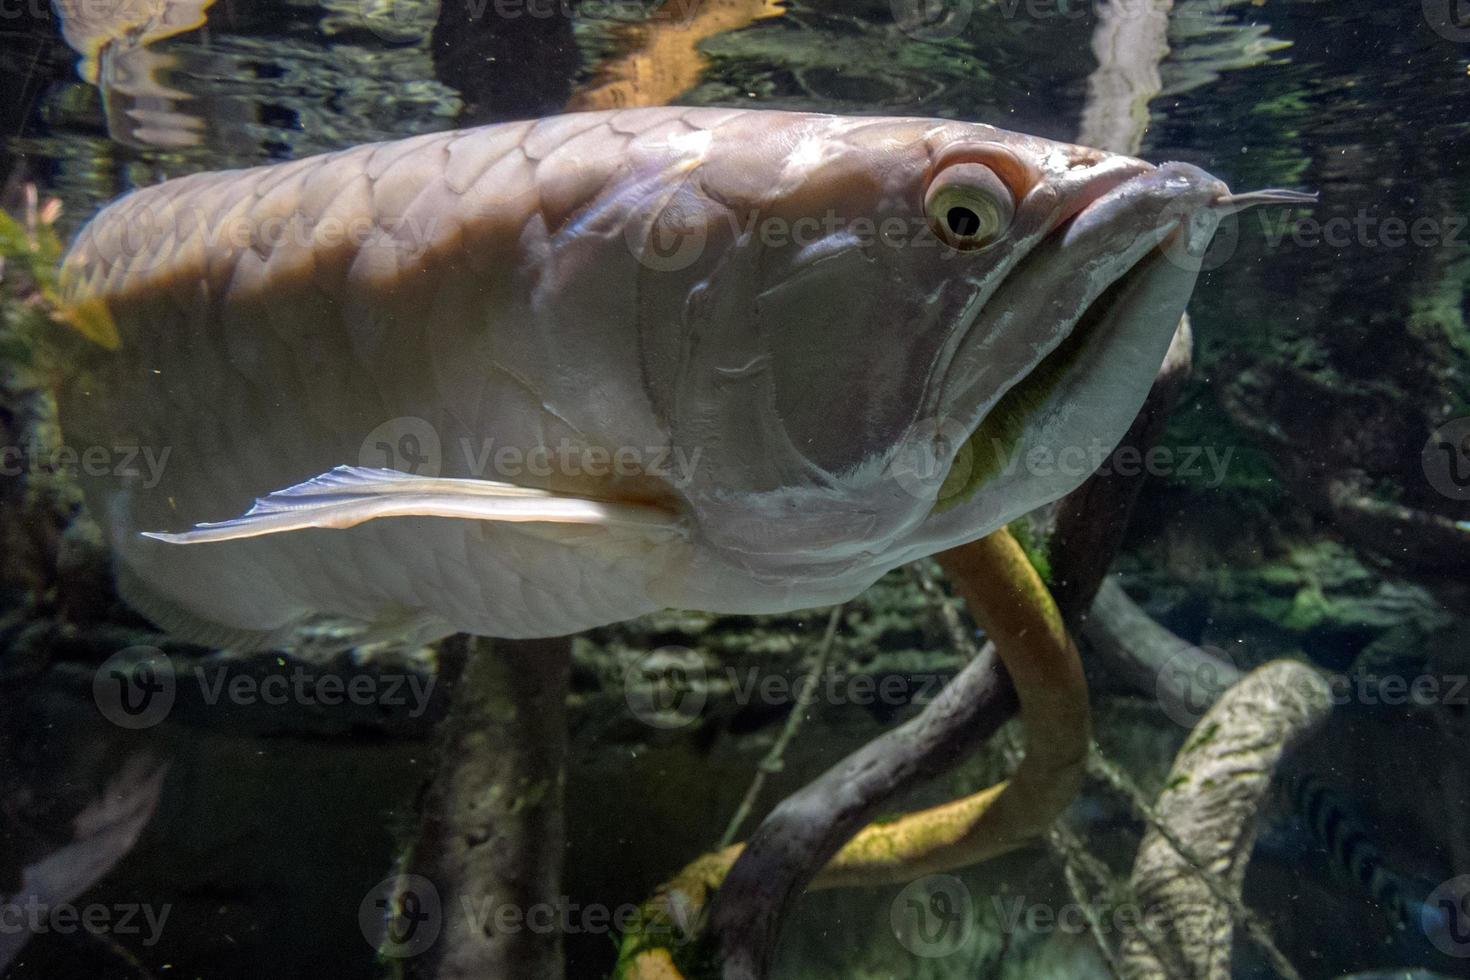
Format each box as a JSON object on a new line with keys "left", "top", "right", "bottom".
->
{"left": 0, "top": 0, "right": 1468, "bottom": 978}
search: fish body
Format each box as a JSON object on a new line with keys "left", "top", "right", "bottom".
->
{"left": 58, "top": 107, "right": 1243, "bottom": 644}
{"left": 1277, "top": 770, "right": 1441, "bottom": 937}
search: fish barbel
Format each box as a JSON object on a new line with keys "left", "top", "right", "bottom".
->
{"left": 55, "top": 107, "right": 1309, "bottom": 646}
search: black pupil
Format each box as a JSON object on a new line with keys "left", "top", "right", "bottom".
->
{"left": 946, "top": 205, "right": 982, "bottom": 238}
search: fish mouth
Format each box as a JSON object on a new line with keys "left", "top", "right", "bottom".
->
{"left": 933, "top": 163, "right": 1208, "bottom": 424}
{"left": 918, "top": 161, "right": 1230, "bottom": 519}
{"left": 923, "top": 166, "right": 1312, "bottom": 518}
{"left": 944, "top": 166, "right": 1211, "bottom": 408}
{"left": 956, "top": 175, "right": 1318, "bottom": 466}
{"left": 962, "top": 171, "right": 1317, "bottom": 429}
{"left": 934, "top": 240, "right": 1176, "bottom": 504}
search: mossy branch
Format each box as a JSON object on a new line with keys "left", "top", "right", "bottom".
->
{"left": 612, "top": 527, "right": 1089, "bottom": 979}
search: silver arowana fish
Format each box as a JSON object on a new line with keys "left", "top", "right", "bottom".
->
{"left": 56, "top": 107, "right": 1308, "bottom": 647}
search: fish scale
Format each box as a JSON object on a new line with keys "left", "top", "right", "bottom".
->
{"left": 62, "top": 117, "right": 689, "bottom": 640}
{"left": 54, "top": 107, "right": 1286, "bottom": 644}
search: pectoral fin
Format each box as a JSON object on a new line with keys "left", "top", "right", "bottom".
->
{"left": 142, "top": 466, "right": 683, "bottom": 544}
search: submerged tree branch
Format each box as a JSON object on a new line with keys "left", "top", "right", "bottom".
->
{"left": 704, "top": 530, "right": 1086, "bottom": 980}
{"left": 1117, "top": 660, "right": 1330, "bottom": 980}
{"left": 1084, "top": 577, "right": 1242, "bottom": 705}
{"left": 611, "top": 635, "right": 1017, "bottom": 979}
{"left": 613, "top": 528, "right": 1091, "bottom": 980}
{"left": 398, "top": 635, "right": 571, "bottom": 980}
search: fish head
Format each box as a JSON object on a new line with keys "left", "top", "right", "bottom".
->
{"left": 637, "top": 113, "right": 1249, "bottom": 586}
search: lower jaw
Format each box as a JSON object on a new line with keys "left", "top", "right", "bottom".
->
{"left": 933, "top": 245, "right": 1168, "bottom": 511}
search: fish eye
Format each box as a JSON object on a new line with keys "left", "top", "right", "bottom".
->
{"left": 924, "top": 162, "right": 1016, "bottom": 250}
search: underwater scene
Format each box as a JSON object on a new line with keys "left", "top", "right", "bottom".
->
{"left": 1, "top": 0, "right": 1468, "bottom": 978}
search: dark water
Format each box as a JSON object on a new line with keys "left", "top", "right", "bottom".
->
{"left": 1, "top": 1, "right": 1468, "bottom": 978}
